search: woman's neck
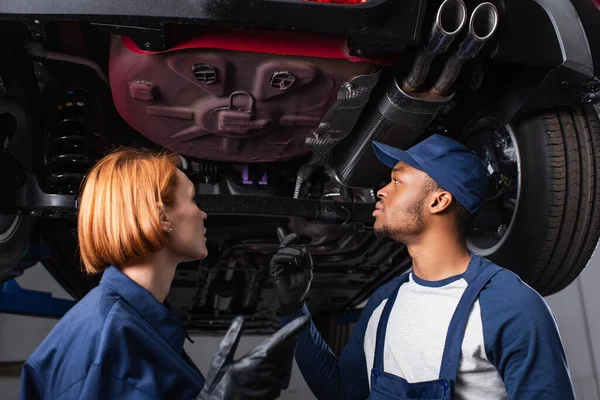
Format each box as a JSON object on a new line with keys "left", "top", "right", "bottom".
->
{"left": 120, "top": 250, "right": 179, "bottom": 303}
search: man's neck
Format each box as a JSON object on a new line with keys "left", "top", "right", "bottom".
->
{"left": 121, "top": 251, "right": 180, "bottom": 303}
{"left": 407, "top": 230, "right": 471, "bottom": 282}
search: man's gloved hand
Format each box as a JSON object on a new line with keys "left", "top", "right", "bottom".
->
{"left": 269, "top": 227, "right": 313, "bottom": 315}
{"left": 197, "top": 314, "right": 310, "bottom": 400}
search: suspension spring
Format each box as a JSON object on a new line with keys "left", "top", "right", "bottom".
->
{"left": 45, "top": 88, "right": 94, "bottom": 194}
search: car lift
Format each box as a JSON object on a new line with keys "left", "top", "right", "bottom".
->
{"left": 0, "top": 245, "right": 76, "bottom": 318}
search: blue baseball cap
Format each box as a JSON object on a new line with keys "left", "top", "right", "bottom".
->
{"left": 372, "top": 134, "right": 488, "bottom": 214}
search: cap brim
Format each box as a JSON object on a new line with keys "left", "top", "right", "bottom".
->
{"left": 372, "top": 141, "right": 423, "bottom": 171}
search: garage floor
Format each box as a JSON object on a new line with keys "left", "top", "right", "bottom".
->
{"left": 1, "top": 253, "right": 599, "bottom": 400}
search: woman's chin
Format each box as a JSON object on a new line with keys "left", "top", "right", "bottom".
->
{"left": 179, "top": 249, "right": 208, "bottom": 263}
{"left": 194, "top": 246, "right": 209, "bottom": 261}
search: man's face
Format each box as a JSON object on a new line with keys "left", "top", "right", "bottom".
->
{"left": 373, "top": 162, "right": 432, "bottom": 244}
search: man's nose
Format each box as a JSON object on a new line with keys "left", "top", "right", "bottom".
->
{"left": 377, "top": 184, "right": 389, "bottom": 199}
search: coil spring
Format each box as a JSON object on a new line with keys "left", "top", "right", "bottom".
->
{"left": 45, "top": 89, "right": 93, "bottom": 194}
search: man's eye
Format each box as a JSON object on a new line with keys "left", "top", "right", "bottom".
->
{"left": 393, "top": 179, "right": 401, "bottom": 184}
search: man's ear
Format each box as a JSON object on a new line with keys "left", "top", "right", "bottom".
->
{"left": 428, "top": 190, "right": 453, "bottom": 215}
{"left": 156, "top": 202, "right": 171, "bottom": 232}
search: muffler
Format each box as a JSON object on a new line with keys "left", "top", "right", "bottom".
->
{"left": 333, "top": 1, "right": 499, "bottom": 188}
{"left": 333, "top": 77, "right": 457, "bottom": 187}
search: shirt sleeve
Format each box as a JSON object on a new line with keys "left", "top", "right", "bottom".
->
{"left": 278, "top": 276, "right": 405, "bottom": 400}
{"left": 56, "top": 365, "right": 158, "bottom": 400}
{"left": 479, "top": 270, "right": 576, "bottom": 400}
{"left": 19, "top": 361, "right": 46, "bottom": 400}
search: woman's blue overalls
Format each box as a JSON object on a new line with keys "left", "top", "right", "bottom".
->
{"left": 368, "top": 262, "right": 501, "bottom": 400}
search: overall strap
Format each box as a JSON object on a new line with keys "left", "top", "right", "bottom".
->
{"left": 373, "top": 273, "right": 411, "bottom": 371}
{"left": 438, "top": 261, "right": 502, "bottom": 382}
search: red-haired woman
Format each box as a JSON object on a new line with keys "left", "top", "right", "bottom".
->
{"left": 19, "top": 148, "right": 306, "bottom": 399}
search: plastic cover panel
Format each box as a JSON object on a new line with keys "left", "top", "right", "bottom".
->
{"left": 109, "top": 36, "right": 376, "bottom": 162}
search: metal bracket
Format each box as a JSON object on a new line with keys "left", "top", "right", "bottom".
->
{"left": 196, "top": 194, "right": 374, "bottom": 226}
{"left": 319, "top": 200, "right": 337, "bottom": 224}
{"left": 91, "top": 23, "right": 167, "bottom": 51}
{"left": 24, "top": 18, "right": 48, "bottom": 41}
{"left": 0, "top": 174, "right": 374, "bottom": 225}
{"left": 0, "top": 173, "right": 77, "bottom": 217}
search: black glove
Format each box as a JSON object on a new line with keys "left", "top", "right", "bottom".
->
{"left": 269, "top": 227, "right": 313, "bottom": 315}
{"left": 197, "top": 314, "right": 310, "bottom": 400}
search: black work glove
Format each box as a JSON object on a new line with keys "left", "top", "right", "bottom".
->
{"left": 197, "top": 314, "right": 310, "bottom": 400}
{"left": 269, "top": 227, "right": 314, "bottom": 315}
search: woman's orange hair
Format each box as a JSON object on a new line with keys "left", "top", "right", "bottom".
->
{"left": 78, "top": 147, "right": 181, "bottom": 274}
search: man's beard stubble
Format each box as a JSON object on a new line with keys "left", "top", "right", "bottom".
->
{"left": 374, "top": 193, "right": 427, "bottom": 244}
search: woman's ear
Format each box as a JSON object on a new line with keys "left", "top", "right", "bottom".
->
{"left": 428, "top": 190, "right": 453, "bottom": 215}
{"left": 156, "top": 202, "right": 171, "bottom": 233}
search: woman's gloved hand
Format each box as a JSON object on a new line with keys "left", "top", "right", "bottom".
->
{"left": 269, "top": 227, "right": 313, "bottom": 315}
{"left": 197, "top": 314, "right": 309, "bottom": 400}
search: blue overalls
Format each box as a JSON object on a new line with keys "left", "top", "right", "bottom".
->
{"left": 368, "top": 262, "right": 501, "bottom": 400}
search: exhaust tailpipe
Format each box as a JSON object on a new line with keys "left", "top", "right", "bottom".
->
{"left": 402, "top": 0, "right": 467, "bottom": 93}
{"left": 431, "top": 2, "right": 499, "bottom": 96}
{"left": 332, "top": 2, "right": 499, "bottom": 188}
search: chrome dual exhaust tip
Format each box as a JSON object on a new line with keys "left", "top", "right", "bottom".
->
{"left": 402, "top": 0, "right": 467, "bottom": 92}
{"left": 402, "top": 1, "right": 499, "bottom": 96}
{"left": 432, "top": 2, "right": 499, "bottom": 96}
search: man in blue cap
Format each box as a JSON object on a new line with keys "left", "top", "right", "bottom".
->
{"left": 270, "top": 134, "right": 575, "bottom": 399}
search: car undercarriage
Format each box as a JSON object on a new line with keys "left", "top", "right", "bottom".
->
{"left": 1, "top": 0, "right": 600, "bottom": 337}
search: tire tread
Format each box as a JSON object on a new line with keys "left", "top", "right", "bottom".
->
{"left": 530, "top": 105, "right": 600, "bottom": 295}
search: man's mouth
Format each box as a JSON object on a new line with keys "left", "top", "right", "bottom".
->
{"left": 372, "top": 203, "right": 383, "bottom": 217}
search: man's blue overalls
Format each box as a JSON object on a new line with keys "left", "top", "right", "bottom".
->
{"left": 368, "top": 262, "right": 501, "bottom": 400}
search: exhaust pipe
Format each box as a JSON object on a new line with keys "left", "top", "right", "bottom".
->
{"left": 333, "top": 75, "right": 456, "bottom": 187}
{"left": 332, "top": 2, "right": 499, "bottom": 188}
{"left": 402, "top": 0, "right": 467, "bottom": 92}
{"left": 431, "top": 2, "right": 499, "bottom": 96}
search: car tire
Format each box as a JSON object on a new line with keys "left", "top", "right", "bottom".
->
{"left": 0, "top": 213, "right": 36, "bottom": 282}
{"left": 0, "top": 96, "right": 36, "bottom": 282}
{"left": 463, "top": 104, "right": 600, "bottom": 296}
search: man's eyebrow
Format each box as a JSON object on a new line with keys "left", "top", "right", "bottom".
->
{"left": 392, "top": 166, "right": 407, "bottom": 175}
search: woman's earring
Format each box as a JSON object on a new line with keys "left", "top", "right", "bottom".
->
{"left": 167, "top": 228, "right": 173, "bottom": 234}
